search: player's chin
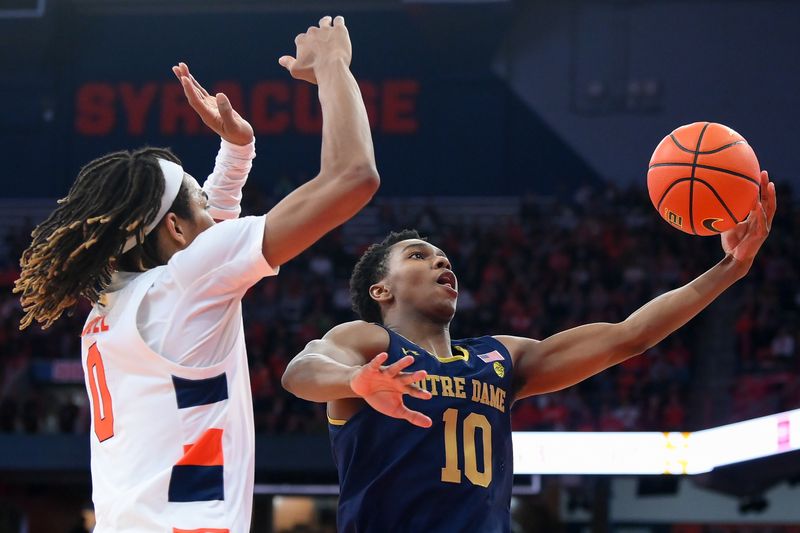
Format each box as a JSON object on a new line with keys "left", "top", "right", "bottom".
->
{"left": 426, "top": 300, "right": 457, "bottom": 323}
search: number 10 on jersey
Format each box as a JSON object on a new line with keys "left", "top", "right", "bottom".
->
{"left": 441, "top": 408, "right": 492, "bottom": 487}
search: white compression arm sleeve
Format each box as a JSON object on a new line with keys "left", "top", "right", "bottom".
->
{"left": 202, "top": 138, "right": 256, "bottom": 221}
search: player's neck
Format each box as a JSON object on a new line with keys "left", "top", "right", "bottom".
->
{"left": 383, "top": 315, "right": 452, "bottom": 359}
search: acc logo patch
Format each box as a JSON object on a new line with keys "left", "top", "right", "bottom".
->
{"left": 493, "top": 361, "right": 505, "bottom": 378}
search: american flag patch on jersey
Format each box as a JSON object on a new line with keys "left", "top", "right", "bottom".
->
{"left": 477, "top": 350, "right": 504, "bottom": 363}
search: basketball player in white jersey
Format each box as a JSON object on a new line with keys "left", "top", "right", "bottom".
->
{"left": 14, "top": 16, "right": 376, "bottom": 533}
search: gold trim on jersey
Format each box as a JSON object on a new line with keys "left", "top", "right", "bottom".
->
{"left": 327, "top": 415, "right": 347, "bottom": 426}
{"left": 432, "top": 345, "right": 470, "bottom": 363}
{"left": 390, "top": 330, "right": 470, "bottom": 363}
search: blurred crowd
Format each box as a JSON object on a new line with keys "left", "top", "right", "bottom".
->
{"left": 729, "top": 181, "right": 800, "bottom": 422}
{"left": 0, "top": 182, "right": 798, "bottom": 436}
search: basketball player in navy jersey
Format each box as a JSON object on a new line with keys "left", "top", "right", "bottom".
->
{"left": 282, "top": 172, "right": 775, "bottom": 532}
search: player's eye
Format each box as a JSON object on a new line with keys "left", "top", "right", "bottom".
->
{"left": 409, "top": 251, "right": 425, "bottom": 259}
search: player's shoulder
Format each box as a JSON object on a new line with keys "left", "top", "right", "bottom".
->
{"left": 167, "top": 215, "right": 268, "bottom": 276}
{"left": 491, "top": 334, "right": 540, "bottom": 346}
{"left": 452, "top": 333, "right": 524, "bottom": 354}
{"left": 193, "top": 215, "right": 265, "bottom": 245}
{"left": 324, "top": 320, "right": 389, "bottom": 340}
{"left": 323, "top": 320, "right": 390, "bottom": 352}
{"left": 491, "top": 334, "right": 541, "bottom": 365}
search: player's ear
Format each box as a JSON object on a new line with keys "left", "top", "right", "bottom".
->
{"left": 161, "top": 212, "right": 189, "bottom": 248}
{"left": 369, "top": 282, "right": 392, "bottom": 303}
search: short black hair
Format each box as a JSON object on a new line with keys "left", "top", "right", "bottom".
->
{"left": 350, "top": 229, "right": 424, "bottom": 324}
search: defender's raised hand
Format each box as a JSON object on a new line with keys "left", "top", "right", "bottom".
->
{"left": 349, "top": 353, "right": 433, "bottom": 428}
{"left": 279, "top": 15, "right": 352, "bottom": 85}
{"left": 172, "top": 62, "right": 254, "bottom": 146}
{"left": 721, "top": 170, "right": 777, "bottom": 264}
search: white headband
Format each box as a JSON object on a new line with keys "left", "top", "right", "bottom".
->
{"left": 121, "top": 158, "right": 185, "bottom": 253}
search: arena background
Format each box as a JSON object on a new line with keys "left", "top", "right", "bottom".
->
{"left": 0, "top": 0, "right": 798, "bottom": 531}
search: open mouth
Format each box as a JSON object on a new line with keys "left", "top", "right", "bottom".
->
{"left": 436, "top": 271, "right": 457, "bottom": 292}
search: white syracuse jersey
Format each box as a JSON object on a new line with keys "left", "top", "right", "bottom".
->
{"left": 80, "top": 215, "right": 275, "bottom": 533}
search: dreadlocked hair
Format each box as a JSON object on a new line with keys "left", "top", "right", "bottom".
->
{"left": 14, "top": 146, "right": 188, "bottom": 330}
{"left": 350, "top": 229, "right": 423, "bottom": 324}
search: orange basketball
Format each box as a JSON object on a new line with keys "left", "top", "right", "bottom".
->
{"left": 647, "top": 122, "right": 760, "bottom": 236}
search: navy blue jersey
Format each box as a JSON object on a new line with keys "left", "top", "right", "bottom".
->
{"left": 329, "top": 328, "right": 514, "bottom": 533}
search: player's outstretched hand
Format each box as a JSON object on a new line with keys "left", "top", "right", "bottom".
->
{"left": 171, "top": 62, "right": 254, "bottom": 146}
{"left": 279, "top": 15, "right": 352, "bottom": 85}
{"left": 721, "top": 170, "right": 777, "bottom": 264}
{"left": 349, "top": 353, "right": 433, "bottom": 428}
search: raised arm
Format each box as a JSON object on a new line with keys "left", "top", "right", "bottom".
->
{"left": 172, "top": 62, "right": 255, "bottom": 221}
{"left": 503, "top": 171, "right": 776, "bottom": 400}
{"left": 173, "top": 17, "right": 377, "bottom": 268}
{"left": 282, "top": 321, "right": 433, "bottom": 427}
{"left": 262, "top": 15, "right": 379, "bottom": 267}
